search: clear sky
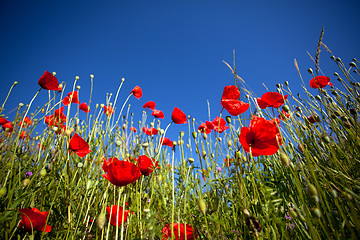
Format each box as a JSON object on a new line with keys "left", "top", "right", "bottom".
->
{"left": 0, "top": 0, "right": 359, "bottom": 142}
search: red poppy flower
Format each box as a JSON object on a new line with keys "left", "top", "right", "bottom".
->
{"left": 19, "top": 208, "right": 51, "bottom": 232}
{"left": 310, "top": 76, "right": 333, "bottom": 89}
{"left": 143, "top": 127, "right": 158, "bottom": 135}
{"left": 212, "top": 117, "right": 229, "bottom": 133}
{"left": 104, "top": 106, "right": 114, "bottom": 116}
{"left": 2, "top": 122, "right": 13, "bottom": 132}
{"left": 131, "top": 86, "right": 142, "bottom": 100}
{"left": 162, "top": 223, "right": 197, "bottom": 240}
{"left": 257, "top": 92, "right": 288, "bottom": 109}
{"left": 19, "top": 131, "right": 29, "bottom": 140}
{"left": 69, "top": 133, "right": 91, "bottom": 157}
{"left": 152, "top": 109, "right": 164, "bottom": 119}
{"left": 171, "top": 107, "right": 187, "bottom": 124}
{"left": 130, "top": 127, "right": 137, "bottom": 132}
{"left": 198, "top": 123, "right": 212, "bottom": 134}
{"left": 38, "top": 71, "right": 61, "bottom": 91}
{"left": 143, "top": 101, "right": 156, "bottom": 110}
{"left": 106, "top": 204, "right": 131, "bottom": 227}
{"left": 102, "top": 157, "right": 142, "bottom": 186}
{"left": 0, "top": 117, "right": 10, "bottom": 125}
{"left": 136, "top": 155, "right": 158, "bottom": 176}
{"left": 62, "top": 91, "right": 80, "bottom": 106}
{"left": 221, "top": 85, "right": 249, "bottom": 116}
{"left": 161, "top": 137, "right": 173, "bottom": 148}
{"left": 224, "top": 158, "right": 233, "bottom": 167}
{"left": 45, "top": 107, "right": 66, "bottom": 127}
{"left": 239, "top": 115, "right": 282, "bottom": 156}
{"left": 278, "top": 110, "right": 290, "bottom": 121}
{"left": 18, "top": 116, "right": 33, "bottom": 128}
{"left": 79, "top": 103, "right": 90, "bottom": 113}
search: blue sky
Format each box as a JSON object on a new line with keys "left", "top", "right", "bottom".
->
{"left": 0, "top": 0, "right": 359, "bottom": 142}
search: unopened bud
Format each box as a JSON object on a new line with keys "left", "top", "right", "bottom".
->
{"left": 14, "top": 81, "right": 18, "bottom": 85}
{"left": 225, "top": 116, "right": 231, "bottom": 124}
{"left": 188, "top": 158, "right": 194, "bottom": 164}
{"left": 307, "top": 68, "right": 313, "bottom": 74}
{"left": 308, "top": 183, "right": 318, "bottom": 196}
{"left": 311, "top": 208, "right": 321, "bottom": 218}
{"left": 203, "top": 133, "right": 207, "bottom": 140}
{"left": 23, "top": 179, "right": 30, "bottom": 186}
{"left": 202, "top": 150, "right": 207, "bottom": 158}
{"left": 179, "top": 131, "right": 185, "bottom": 138}
{"left": 242, "top": 208, "right": 250, "bottom": 217}
{"left": 197, "top": 198, "right": 207, "bottom": 214}
{"left": 350, "top": 62, "right": 357, "bottom": 67}
{"left": 227, "top": 140, "right": 232, "bottom": 148}
{"left": 284, "top": 81, "right": 289, "bottom": 87}
{"left": 282, "top": 105, "right": 290, "bottom": 112}
{"left": 96, "top": 212, "right": 106, "bottom": 229}
{"left": 279, "top": 152, "right": 290, "bottom": 167}
{"left": 192, "top": 131, "right": 197, "bottom": 139}
{"left": 39, "top": 169, "right": 47, "bottom": 177}
{"left": 0, "top": 187, "right": 7, "bottom": 197}
{"left": 75, "top": 76, "right": 80, "bottom": 80}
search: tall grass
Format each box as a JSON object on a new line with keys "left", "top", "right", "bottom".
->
{"left": 0, "top": 43, "right": 359, "bottom": 240}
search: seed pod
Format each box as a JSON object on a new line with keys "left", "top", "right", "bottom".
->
{"left": 279, "top": 152, "right": 290, "bottom": 167}
{"left": 225, "top": 116, "right": 231, "bottom": 124}
{"left": 197, "top": 197, "right": 207, "bottom": 214}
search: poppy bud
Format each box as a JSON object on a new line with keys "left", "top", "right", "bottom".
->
{"left": 335, "top": 57, "right": 342, "bottom": 62}
{"left": 86, "top": 180, "right": 92, "bottom": 190}
{"left": 122, "top": 124, "right": 126, "bottom": 130}
{"left": 96, "top": 212, "right": 106, "bottom": 229}
{"left": 353, "top": 58, "right": 358, "bottom": 62}
{"left": 315, "top": 95, "right": 321, "bottom": 101}
{"left": 225, "top": 116, "right": 231, "bottom": 124}
{"left": 235, "top": 151, "right": 242, "bottom": 161}
{"left": 308, "top": 183, "right": 317, "bottom": 196}
{"left": 295, "top": 112, "right": 301, "bottom": 118}
{"left": 76, "top": 86, "right": 81, "bottom": 90}
{"left": 142, "top": 142, "right": 149, "bottom": 148}
{"left": 202, "top": 150, "right": 207, "bottom": 158}
{"left": 203, "top": 133, "right": 207, "bottom": 140}
{"left": 322, "top": 136, "right": 331, "bottom": 144}
{"left": 192, "top": 131, "right": 197, "bottom": 139}
{"left": 311, "top": 208, "right": 321, "bottom": 218}
{"left": 75, "top": 76, "right": 80, "bottom": 80}
{"left": 279, "top": 152, "right": 290, "bottom": 167}
{"left": 330, "top": 189, "right": 337, "bottom": 198}
{"left": 242, "top": 208, "right": 250, "bottom": 217}
{"left": 197, "top": 197, "right": 207, "bottom": 214}
{"left": 90, "top": 74, "right": 94, "bottom": 78}
{"left": 40, "top": 169, "right": 47, "bottom": 177}
{"left": 284, "top": 81, "right": 289, "bottom": 87}
{"left": 115, "top": 140, "right": 121, "bottom": 147}
{"left": 178, "top": 140, "right": 184, "bottom": 146}
{"left": 188, "top": 157, "right": 194, "bottom": 164}
{"left": 77, "top": 163, "right": 83, "bottom": 168}
{"left": 307, "top": 68, "right": 313, "bottom": 74}
{"left": 282, "top": 105, "right": 290, "bottom": 112}
{"left": 159, "top": 129, "right": 164, "bottom": 135}
{"left": 217, "top": 137, "right": 222, "bottom": 142}
{"left": 227, "top": 140, "right": 232, "bottom": 148}
{"left": 330, "top": 55, "right": 335, "bottom": 60}
{"left": 298, "top": 143, "right": 304, "bottom": 153}
{"left": 350, "top": 62, "right": 357, "bottom": 67}
{"left": 14, "top": 81, "right": 18, "bottom": 85}
{"left": 186, "top": 144, "right": 189, "bottom": 148}
{"left": 0, "top": 186, "right": 6, "bottom": 197}
{"left": 179, "top": 131, "right": 185, "bottom": 138}
{"left": 172, "top": 141, "right": 177, "bottom": 146}
{"left": 18, "top": 103, "right": 24, "bottom": 107}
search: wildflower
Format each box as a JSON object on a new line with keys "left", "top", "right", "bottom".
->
{"left": 221, "top": 85, "right": 249, "bottom": 116}
{"left": 143, "top": 101, "right": 156, "bottom": 110}
{"left": 38, "top": 71, "right": 61, "bottom": 91}
{"left": 161, "top": 137, "right": 173, "bottom": 148}
{"left": 104, "top": 106, "right": 114, "bottom": 116}
{"left": 2, "top": 122, "right": 13, "bottom": 132}
{"left": 102, "top": 157, "right": 142, "bottom": 186}
{"left": 211, "top": 116, "right": 229, "bottom": 133}
{"left": 25, "top": 172, "right": 33, "bottom": 177}
{"left": 278, "top": 110, "right": 290, "bottom": 121}
{"left": 257, "top": 92, "right": 288, "bottom": 109}
{"left": 62, "top": 91, "right": 80, "bottom": 106}
{"left": 136, "top": 155, "right": 158, "bottom": 176}
{"left": 310, "top": 76, "right": 333, "bottom": 88}
{"left": 162, "top": 223, "right": 197, "bottom": 240}
{"left": 45, "top": 107, "right": 66, "bottom": 127}
{"left": 171, "top": 107, "right": 187, "bottom": 124}
{"left": 19, "top": 208, "right": 51, "bottom": 232}
{"left": 106, "top": 204, "right": 131, "bottom": 227}
{"left": 239, "top": 115, "right": 282, "bottom": 156}
{"left": 143, "top": 127, "right": 158, "bottom": 135}
{"left": 224, "top": 158, "right": 233, "bottom": 167}
{"left": 69, "top": 133, "right": 91, "bottom": 157}
{"left": 18, "top": 116, "right": 33, "bottom": 128}
{"left": 19, "top": 131, "right": 29, "bottom": 140}
{"left": 79, "top": 102, "right": 90, "bottom": 113}
{"left": 152, "top": 109, "right": 164, "bottom": 119}
{"left": 198, "top": 123, "right": 211, "bottom": 134}
{"left": 130, "top": 127, "right": 137, "bottom": 132}
{"left": 131, "top": 86, "right": 142, "bottom": 99}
